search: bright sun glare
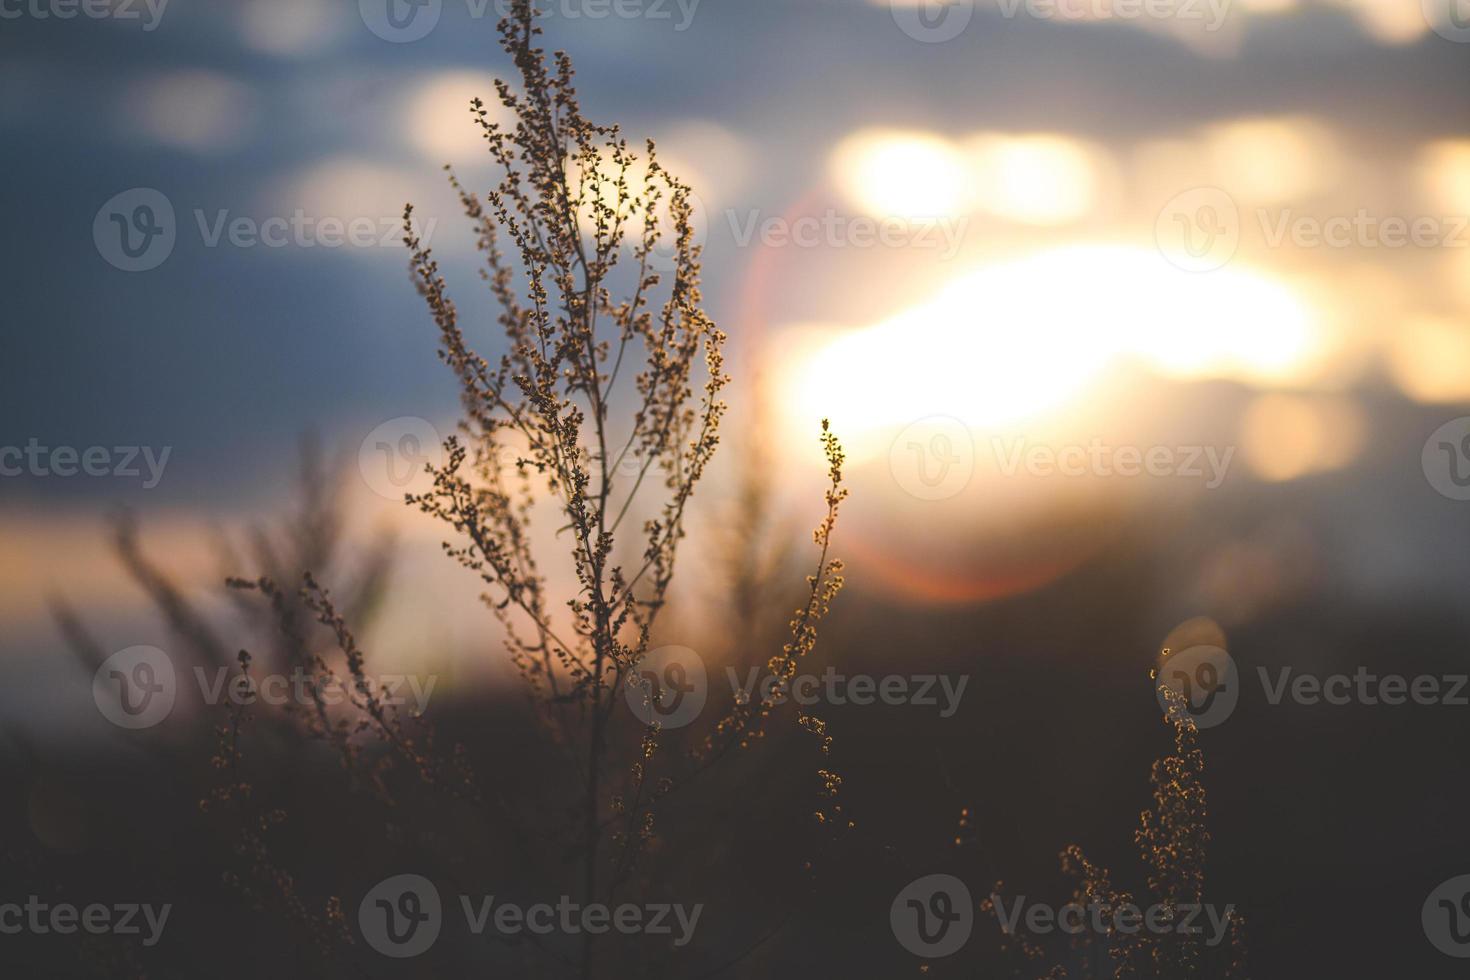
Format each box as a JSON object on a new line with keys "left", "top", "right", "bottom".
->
{"left": 829, "top": 129, "right": 969, "bottom": 220}
{"left": 775, "top": 245, "right": 1322, "bottom": 462}
{"left": 830, "top": 128, "right": 1104, "bottom": 226}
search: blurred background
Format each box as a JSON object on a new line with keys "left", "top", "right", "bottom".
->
{"left": 3, "top": 0, "right": 1470, "bottom": 975}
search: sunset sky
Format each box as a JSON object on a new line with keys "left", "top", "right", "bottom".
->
{"left": 10, "top": 4, "right": 1470, "bottom": 977}
{"left": 3, "top": 0, "right": 1469, "bottom": 732}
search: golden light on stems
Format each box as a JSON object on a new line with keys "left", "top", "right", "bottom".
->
{"left": 570, "top": 145, "right": 709, "bottom": 248}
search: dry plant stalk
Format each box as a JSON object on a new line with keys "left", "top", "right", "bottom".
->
{"left": 980, "top": 676, "right": 1249, "bottom": 979}
{"left": 391, "top": 0, "right": 849, "bottom": 973}
{"left": 59, "top": 4, "right": 850, "bottom": 975}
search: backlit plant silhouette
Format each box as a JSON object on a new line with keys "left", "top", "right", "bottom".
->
{"left": 54, "top": 3, "right": 849, "bottom": 976}
{"left": 188, "top": 2, "right": 849, "bottom": 977}
{"left": 385, "top": 1, "right": 849, "bottom": 972}
{"left": 975, "top": 673, "right": 1249, "bottom": 979}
